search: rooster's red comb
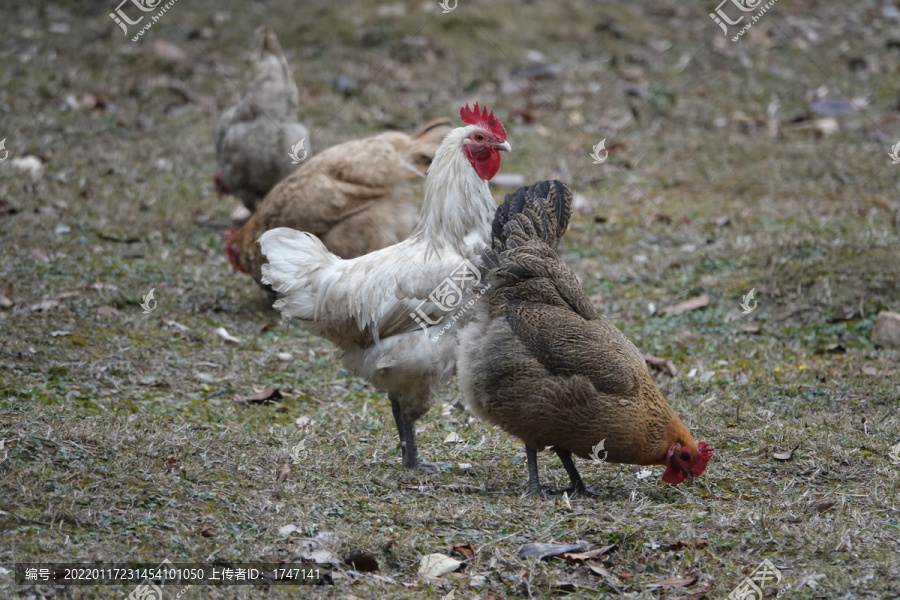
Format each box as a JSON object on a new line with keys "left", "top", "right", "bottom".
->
{"left": 460, "top": 103, "right": 506, "bottom": 142}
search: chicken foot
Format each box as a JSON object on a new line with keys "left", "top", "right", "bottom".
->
{"left": 525, "top": 446, "right": 600, "bottom": 498}
{"left": 389, "top": 394, "right": 450, "bottom": 471}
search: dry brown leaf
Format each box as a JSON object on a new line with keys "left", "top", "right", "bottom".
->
{"left": 709, "top": 215, "right": 731, "bottom": 226}
{"left": 861, "top": 365, "right": 878, "bottom": 377}
{"left": 662, "top": 294, "right": 710, "bottom": 313}
{"left": 164, "top": 456, "right": 179, "bottom": 474}
{"left": 647, "top": 576, "right": 696, "bottom": 589}
{"left": 641, "top": 213, "right": 672, "bottom": 228}
{"left": 192, "top": 526, "right": 215, "bottom": 538}
{"left": 345, "top": 551, "right": 380, "bottom": 573}
{"left": 276, "top": 462, "right": 291, "bottom": 484}
{"left": 452, "top": 542, "right": 475, "bottom": 560}
{"left": 560, "top": 543, "right": 617, "bottom": 562}
{"left": 644, "top": 355, "right": 678, "bottom": 377}
{"left": 97, "top": 305, "right": 120, "bottom": 317}
{"left": 668, "top": 540, "right": 709, "bottom": 551}
{"left": 774, "top": 444, "right": 799, "bottom": 461}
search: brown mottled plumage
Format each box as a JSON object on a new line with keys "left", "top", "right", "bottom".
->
{"left": 457, "top": 180, "right": 711, "bottom": 497}
{"left": 226, "top": 119, "right": 452, "bottom": 286}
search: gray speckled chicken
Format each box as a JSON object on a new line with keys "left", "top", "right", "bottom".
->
{"left": 457, "top": 180, "right": 712, "bottom": 497}
{"left": 213, "top": 27, "right": 309, "bottom": 212}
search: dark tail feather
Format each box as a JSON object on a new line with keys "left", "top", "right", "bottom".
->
{"left": 490, "top": 180, "right": 573, "bottom": 252}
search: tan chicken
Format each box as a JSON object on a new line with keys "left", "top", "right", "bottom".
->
{"left": 457, "top": 180, "right": 712, "bottom": 496}
{"left": 213, "top": 27, "right": 309, "bottom": 212}
{"left": 226, "top": 118, "right": 452, "bottom": 286}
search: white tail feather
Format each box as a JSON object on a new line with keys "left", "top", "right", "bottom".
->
{"left": 260, "top": 228, "right": 337, "bottom": 320}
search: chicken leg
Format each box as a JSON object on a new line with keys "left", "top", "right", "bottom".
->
{"left": 389, "top": 394, "right": 450, "bottom": 471}
{"left": 525, "top": 445, "right": 599, "bottom": 498}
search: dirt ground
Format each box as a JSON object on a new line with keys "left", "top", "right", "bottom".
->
{"left": 1, "top": 0, "right": 900, "bottom": 598}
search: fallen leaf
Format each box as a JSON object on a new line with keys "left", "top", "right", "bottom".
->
{"left": 215, "top": 327, "right": 240, "bottom": 343}
{"left": 812, "top": 500, "right": 835, "bottom": 513}
{"left": 619, "top": 572, "right": 634, "bottom": 581}
{"left": 294, "top": 415, "right": 314, "bottom": 429}
{"left": 298, "top": 533, "right": 341, "bottom": 564}
{"left": 192, "top": 526, "right": 215, "bottom": 538}
{"left": 774, "top": 444, "right": 799, "bottom": 461}
{"left": 662, "top": 294, "right": 710, "bottom": 313}
{"left": 164, "top": 456, "right": 179, "bottom": 473}
{"left": 443, "top": 432, "right": 461, "bottom": 444}
{"left": 585, "top": 560, "right": 610, "bottom": 577}
{"left": 516, "top": 542, "right": 587, "bottom": 559}
{"left": 860, "top": 365, "right": 878, "bottom": 377}
{"left": 97, "top": 305, "right": 120, "bottom": 317}
{"left": 647, "top": 576, "right": 696, "bottom": 589}
{"left": 740, "top": 325, "right": 760, "bottom": 334}
{"left": 418, "top": 553, "right": 461, "bottom": 577}
{"left": 668, "top": 540, "right": 709, "bottom": 551}
{"left": 150, "top": 39, "right": 188, "bottom": 62}
{"left": 452, "top": 542, "right": 475, "bottom": 560}
{"left": 49, "top": 331, "right": 71, "bottom": 337}
{"left": 237, "top": 389, "right": 283, "bottom": 405}
{"left": 644, "top": 355, "right": 678, "bottom": 377}
{"left": 277, "top": 352, "right": 293, "bottom": 361}
{"left": 160, "top": 316, "right": 189, "bottom": 332}
{"left": 561, "top": 543, "right": 617, "bottom": 562}
{"left": 709, "top": 215, "right": 731, "bottom": 226}
{"left": 641, "top": 213, "right": 672, "bottom": 228}
{"left": 278, "top": 524, "right": 299, "bottom": 537}
{"left": 0, "top": 296, "right": 11, "bottom": 309}
{"left": 276, "top": 462, "right": 291, "bottom": 484}
{"left": 345, "top": 551, "right": 379, "bottom": 573}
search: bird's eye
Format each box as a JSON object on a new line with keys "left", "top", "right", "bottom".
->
{"left": 681, "top": 452, "right": 691, "bottom": 461}
{"left": 474, "top": 133, "right": 485, "bottom": 142}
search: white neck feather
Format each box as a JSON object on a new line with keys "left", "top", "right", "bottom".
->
{"left": 413, "top": 126, "right": 498, "bottom": 255}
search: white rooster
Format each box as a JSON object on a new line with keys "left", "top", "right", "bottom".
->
{"left": 260, "top": 104, "right": 510, "bottom": 469}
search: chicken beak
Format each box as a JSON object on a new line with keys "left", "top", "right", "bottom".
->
{"left": 495, "top": 141, "right": 512, "bottom": 152}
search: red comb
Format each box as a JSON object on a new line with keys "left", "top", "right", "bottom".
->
{"left": 460, "top": 103, "right": 506, "bottom": 142}
{"left": 691, "top": 441, "right": 713, "bottom": 476}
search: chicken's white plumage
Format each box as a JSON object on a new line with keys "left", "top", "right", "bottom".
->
{"left": 260, "top": 120, "right": 506, "bottom": 469}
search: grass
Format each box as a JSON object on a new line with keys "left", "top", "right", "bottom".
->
{"left": 1, "top": 0, "right": 900, "bottom": 597}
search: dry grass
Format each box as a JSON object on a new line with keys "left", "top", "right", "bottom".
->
{"left": 1, "top": 0, "right": 900, "bottom": 598}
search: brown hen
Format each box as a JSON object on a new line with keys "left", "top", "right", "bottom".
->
{"left": 457, "top": 180, "right": 712, "bottom": 496}
{"left": 226, "top": 118, "right": 452, "bottom": 286}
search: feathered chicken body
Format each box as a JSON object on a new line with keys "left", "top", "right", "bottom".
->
{"left": 213, "top": 27, "right": 309, "bottom": 212}
{"left": 260, "top": 104, "right": 510, "bottom": 469}
{"left": 457, "top": 180, "right": 712, "bottom": 496}
{"left": 226, "top": 118, "right": 452, "bottom": 286}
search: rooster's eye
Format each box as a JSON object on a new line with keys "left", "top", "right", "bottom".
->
{"left": 681, "top": 452, "right": 691, "bottom": 461}
{"left": 474, "top": 133, "right": 485, "bottom": 142}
